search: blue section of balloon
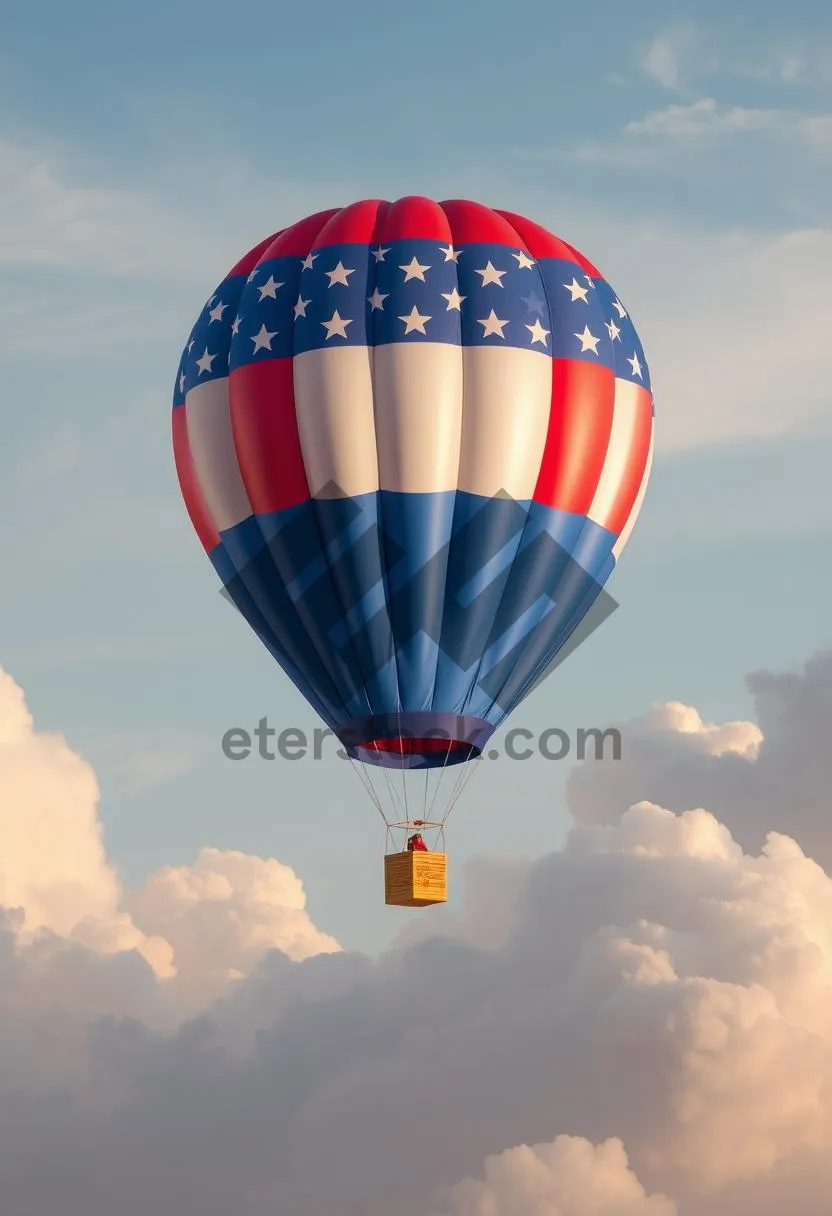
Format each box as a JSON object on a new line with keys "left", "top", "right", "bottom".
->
{"left": 212, "top": 490, "right": 615, "bottom": 766}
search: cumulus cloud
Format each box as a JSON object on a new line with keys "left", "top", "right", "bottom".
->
{"left": 391, "top": 853, "right": 533, "bottom": 953}
{"left": 567, "top": 651, "right": 832, "bottom": 869}
{"left": 4, "top": 794, "right": 832, "bottom": 1213}
{"left": 125, "top": 847, "right": 340, "bottom": 1005}
{"left": 0, "top": 665, "right": 124, "bottom": 932}
{"left": 0, "top": 665, "right": 339, "bottom": 1008}
{"left": 428, "top": 1136, "right": 675, "bottom": 1216}
{"left": 4, "top": 659, "right": 832, "bottom": 1213}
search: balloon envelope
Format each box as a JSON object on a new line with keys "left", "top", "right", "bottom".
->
{"left": 172, "top": 197, "right": 653, "bottom": 770}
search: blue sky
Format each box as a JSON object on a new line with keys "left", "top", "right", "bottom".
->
{"left": 2, "top": 0, "right": 831, "bottom": 953}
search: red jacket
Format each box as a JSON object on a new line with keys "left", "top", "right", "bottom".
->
{"left": 408, "top": 836, "right": 428, "bottom": 851}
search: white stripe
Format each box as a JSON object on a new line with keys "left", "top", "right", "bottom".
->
{"left": 612, "top": 427, "right": 654, "bottom": 559}
{"left": 185, "top": 377, "right": 252, "bottom": 532}
{"left": 373, "top": 343, "right": 463, "bottom": 493}
{"left": 293, "top": 347, "right": 380, "bottom": 498}
{"left": 587, "top": 377, "right": 644, "bottom": 530}
{"left": 457, "top": 347, "right": 551, "bottom": 499}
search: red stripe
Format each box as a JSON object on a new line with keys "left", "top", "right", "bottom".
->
{"left": 603, "top": 385, "right": 654, "bottom": 535}
{"left": 440, "top": 199, "right": 533, "bottom": 247}
{"left": 382, "top": 196, "right": 451, "bottom": 241}
{"left": 228, "top": 360, "right": 310, "bottom": 513}
{"left": 171, "top": 404, "right": 221, "bottom": 551}
{"left": 312, "top": 199, "right": 389, "bottom": 247}
{"left": 533, "top": 361, "right": 616, "bottom": 514}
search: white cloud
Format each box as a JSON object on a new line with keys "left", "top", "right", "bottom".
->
{"left": 5, "top": 797, "right": 832, "bottom": 1213}
{"left": 642, "top": 27, "right": 693, "bottom": 91}
{"left": 0, "top": 665, "right": 340, "bottom": 1009}
{"left": 125, "top": 847, "right": 341, "bottom": 1005}
{"left": 622, "top": 98, "right": 832, "bottom": 148}
{"left": 429, "top": 1136, "right": 676, "bottom": 1215}
{"left": 0, "top": 664, "right": 124, "bottom": 933}
{"left": 567, "top": 651, "right": 832, "bottom": 869}
{"left": 574, "top": 99, "right": 832, "bottom": 168}
{"left": 390, "top": 853, "right": 534, "bottom": 955}
{"left": 639, "top": 24, "right": 828, "bottom": 93}
{"left": 3, "top": 660, "right": 832, "bottom": 1211}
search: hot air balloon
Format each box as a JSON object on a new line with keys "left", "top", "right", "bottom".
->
{"left": 172, "top": 197, "right": 653, "bottom": 908}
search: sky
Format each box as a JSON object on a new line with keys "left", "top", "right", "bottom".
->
{"left": 2, "top": 2, "right": 832, "bottom": 1209}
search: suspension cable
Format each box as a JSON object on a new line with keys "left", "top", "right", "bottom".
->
{"left": 345, "top": 751, "right": 389, "bottom": 825}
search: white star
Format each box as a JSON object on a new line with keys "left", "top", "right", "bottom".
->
{"left": 612, "top": 298, "right": 627, "bottom": 318}
{"left": 441, "top": 287, "right": 465, "bottom": 311}
{"left": 294, "top": 296, "right": 310, "bottom": 319}
{"left": 208, "top": 300, "right": 227, "bottom": 323}
{"left": 564, "top": 277, "right": 590, "bottom": 303}
{"left": 326, "top": 261, "right": 355, "bottom": 287}
{"left": 475, "top": 261, "right": 506, "bottom": 287}
{"left": 187, "top": 340, "right": 194, "bottom": 353}
{"left": 371, "top": 246, "right": 390, "bottom": 262}
{"left": 195, "top": 348, "right": 216, "bottom": 375}
{"left": 178, "top": 371, "right": 186, "bottom": 394}
{"left": 399, "top": 306, "right": 431, "bottom": 334}
{"left": 574, "top": 325, "right": 601, "bottom": 354}
{"left": 478, "top": 309, "right": 508, "bottom": 338}
{"left": 513, "top": 251, "right": 535, "bottom": 269}
{"left": 251, "top": 323, "right": 278, "bottom": 352}
{"left": 439, "top": 243, "right": 461, "bottom": 262}
{"left": 585, "top": 274, "right": 595, "bottom": 288}
{"left": 231, "top": 316, "right": 241, "bottom": 336}
{"left": 247, "top": 270, "right": 259, "bottom": 283}
{"left": 258, "top": 275, "right": 284, "bottom": 300}
{"left": 367, "top": 287, "right": 388, "bottom": 311}
{"left": 526, "top": 319, "right": 550, "bottom": 346}
{"left": 321, "top": 310, "right": 352, "bottom": 339}
{"left": 399, "top": 256, "right": 430, "bottom": 282}
{"left": 606, "top": 319, "right": 621, "bottom": 341}
{"left": 301, "top": 252, "right": 317, "bottom": 271}
{"left": 628, "top": 351, "right": 643, "bottom": 378}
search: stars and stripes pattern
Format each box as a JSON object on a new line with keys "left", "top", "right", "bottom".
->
{"left": 179, "top": 241, "right": 649, "bottom": 376}
{"left": 172, "top": 198, "right": 654, "bottom": 768}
